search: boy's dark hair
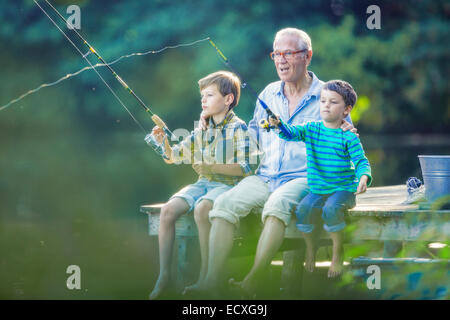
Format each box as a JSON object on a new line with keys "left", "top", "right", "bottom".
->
{"left": 323, "top": 80, "right": 357, "bottom": 107}
{"left": 198, "top": 71, "right": 241, "bottom": 109}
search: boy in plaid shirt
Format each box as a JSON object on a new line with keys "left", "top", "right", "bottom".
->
{"left": 148, "top": 71, "right": 260, "bottom": 299}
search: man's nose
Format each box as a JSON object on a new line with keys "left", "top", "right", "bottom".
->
{"left": 277, "top": 56, "right": 288, "bottom": 63}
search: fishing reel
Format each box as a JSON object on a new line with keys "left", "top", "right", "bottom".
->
{"left": 259, "top": 114, "right": 279, "bottom": 132}
{"left": 145, "top": 132, "right": 169, "bottom": 160}
{"left": 145, "top": 115, "right": 174, "bottom": 160}
{"left": 259, "top": 118, "right": 272, "bottom": 132}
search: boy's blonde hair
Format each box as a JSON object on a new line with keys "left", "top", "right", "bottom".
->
{"left": 198, "top": 71, "right": 241, "bottom": 109}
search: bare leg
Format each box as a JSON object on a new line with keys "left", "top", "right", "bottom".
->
{"left": 232, "top": 216, "right": 285, "bottom": 296}
{"left": 302, "top": 231, "right": 316, "bottom": 272}
{"left": 328, "top": 230, "right": 344, "bottom": 278}
{"left": 149, "top": 198, "right": 190, "bottom": 300}
{"left": 184, "top": 217, "right": 235, "bottom": 295}
{"left": 183, "top": 200, "right": 212, "bottom": 292}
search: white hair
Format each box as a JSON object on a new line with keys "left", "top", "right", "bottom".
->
{"left": 274, "top": 28, "right": 312, "bottom": 51}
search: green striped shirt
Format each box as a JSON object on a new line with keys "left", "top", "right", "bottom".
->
{"left": 278, "top": 120, "right": 372, "bottom": 194}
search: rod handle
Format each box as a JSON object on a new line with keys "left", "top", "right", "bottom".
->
{"left": 151, "top": 115, "right": 167, "bottom": 129}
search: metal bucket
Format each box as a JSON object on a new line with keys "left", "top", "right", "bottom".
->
{"left": 418, "top": 155, "right": 450, "bottom": 203}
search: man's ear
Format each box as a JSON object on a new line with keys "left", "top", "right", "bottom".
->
{"left": 306, "top": 49, "right": 313, "bottom": 67}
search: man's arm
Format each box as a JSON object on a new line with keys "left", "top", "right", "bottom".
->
{"left": 247, "top": 98, "right": 264, "bottom": 143}
{"left": 341, "top": 114, "right": 358, "bottom": 137}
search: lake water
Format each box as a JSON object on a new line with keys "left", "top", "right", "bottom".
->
{"left": 1, "top": 130, "right": 449, "bottom": 299}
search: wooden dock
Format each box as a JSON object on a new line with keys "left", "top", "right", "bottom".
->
{"left": 140, "top": 185, "right": 450, "bottom": 296}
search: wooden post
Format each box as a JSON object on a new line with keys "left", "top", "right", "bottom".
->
{"left": 172, "top": 237, "right": 200, "bottom": 294}
{"left": 173, "top": 237, "right": 188, "bottom": 293}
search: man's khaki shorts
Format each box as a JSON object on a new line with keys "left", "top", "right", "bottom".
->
{"left": 208, "top": 175, "right": 309, "bottom": 228}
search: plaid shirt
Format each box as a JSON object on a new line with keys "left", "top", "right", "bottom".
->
{"left": 171, "top": 111, "right": 261, "bottom": 185}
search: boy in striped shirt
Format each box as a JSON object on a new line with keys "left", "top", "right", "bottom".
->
{"left": 269, "top": 80, "right": 372, "bottom": 278}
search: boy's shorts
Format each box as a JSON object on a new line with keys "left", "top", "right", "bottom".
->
{"left": 169, "top": 178, "right": 233, "bottom": 212}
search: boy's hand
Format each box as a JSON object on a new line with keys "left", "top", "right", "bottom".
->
{"left": 151, "top": 126, "right": 165, "bottom": 144}
{"left": 268, "top": 114, "right": 281, "bottom": 127}
{"left": 340, "top": 120, "right": 359, "bottom": 138}
{"left": 192, "top": 164, "right": 213, "bottom": 176}
{"left": 356, "top": 175, "right": 369, "bottom": 194}
{"left": 198, "top": 112, "right": 210, "bottom": 131}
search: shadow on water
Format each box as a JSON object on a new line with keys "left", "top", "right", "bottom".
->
{"left": 1, "top": 125, "right": 449, "bottom": 299}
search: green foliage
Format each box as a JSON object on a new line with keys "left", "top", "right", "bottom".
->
{"left": 2, "top": 0, "right": 448, "bottom": 132}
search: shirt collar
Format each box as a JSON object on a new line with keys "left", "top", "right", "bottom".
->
{"left": 276, "top": 71, "right": 322, "bottom": 99}
{"left": 210, "top": 111, "right": 235, "bottom": 128}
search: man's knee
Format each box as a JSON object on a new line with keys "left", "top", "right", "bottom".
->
{"left": 212, "top": 192, "right": 228, "bottom": 210}
{"left": 264, "top": 215, "right": 286, "bottom": 228}
{"left": 209, "top": 216, "right": 237, "bottom": 235}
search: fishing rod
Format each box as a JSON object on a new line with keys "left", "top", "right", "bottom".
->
{"left": 208, "top": 38, "right": 293, "bottom": 139}
{"left": 0, "top": 37, "right": 210, "bottom": 112}
{"left": 34, "top": 0, "right": 174, "bottom": 158}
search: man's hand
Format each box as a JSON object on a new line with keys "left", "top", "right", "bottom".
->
{"left": 340, "top": 120, "right": 358, "bottom": 137}
{"left": 356, "top": 175, "right": 369, "bottom": 194}
{"left": 268, "top": 114, "right": 280, "bottom": 127}
{"left": 198, "top": 111, "right": 210, "bottom": 131}
{"left": 192, "top": 164, "right": 213, "bottom": 176}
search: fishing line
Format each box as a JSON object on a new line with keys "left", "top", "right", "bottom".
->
{"left": 0, "top": 38, "right": 210, "bottom": 112}
{"left": 208, "top": 38, "right": 293, "bottom": 138}
{"left": 32, "top": 0, "right": 147, "bottom": 133}
{"left": 43, "top": 0, "right": 177, "bottom": 139}
{"left": 6, "top": 2, "right": 287, "bottom": 138}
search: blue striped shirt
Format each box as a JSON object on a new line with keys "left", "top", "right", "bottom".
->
{"left": 278, "top": 120, "right": 372, "bottom": 194}
{"left": 248, "top": 71, "right": 352, "bottom": 192}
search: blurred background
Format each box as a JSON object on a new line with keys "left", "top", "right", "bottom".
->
{"left": 0, "top": 0, "right": 449, "bottom": 299}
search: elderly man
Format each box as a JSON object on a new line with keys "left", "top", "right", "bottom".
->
{"left": 185, "top": 28, "right": 354, "bottom": 297}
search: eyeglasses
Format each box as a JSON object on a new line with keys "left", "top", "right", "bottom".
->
{"left": 269, "top": 49, "right": 307, "bottom": 60}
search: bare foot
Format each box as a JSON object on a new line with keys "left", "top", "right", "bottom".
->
{"left": 328, "top": 260, "right": 344, "bottom": 278}
{"left": 182, "top": 279, "right": 213, "bottom": 298}
{"left": 328, "top": 249, "right": 344, "bottom": 278}
{"left": 304, "top": 247, "right": 316, "bottom": 272}
{"left": 328, "top": 231, "right": 344, "bottom": 278}
{"left": 182, "top": 282, "right": 201, "bottom": 296}
{"left": 149, "top": 274, "right": 169, "bottom": 300}
{"left": 229, "top": 278, "right": 257, "bottom": 299}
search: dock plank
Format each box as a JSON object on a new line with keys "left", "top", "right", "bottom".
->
{"left": 141, "top": 185, "right": 450, "bottom": 241}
